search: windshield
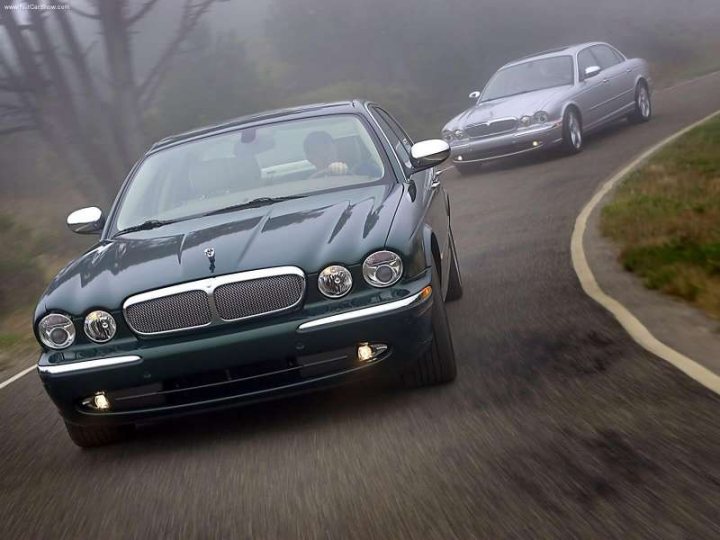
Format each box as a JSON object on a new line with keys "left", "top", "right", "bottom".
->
{"left": 481, "top": 56, "right": 574, "bottom": 101}
{"left": 113, "top": 115, "right": 386, "bottom": 231}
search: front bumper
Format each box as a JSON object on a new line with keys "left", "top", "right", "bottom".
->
{"left": 450, "top": 122, "right": 563, "bottom": 164}
{"left": 38, "top": 273, "right": 434, "bottom": 426}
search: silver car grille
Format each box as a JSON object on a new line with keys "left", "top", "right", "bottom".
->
{"left": 123, "top": 267, "right": 306, "bottom": 336}
{"left": 465, "top": 119, "right": 518, "bottom": 139}
{"left": 214, "top": 274, "right": 305, "bottom": 321}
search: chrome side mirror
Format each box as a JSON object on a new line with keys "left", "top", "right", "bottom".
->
{"left": 67, "top": 206, "right": 105, "bottom": 235}
{"left": 410, "top": 139, "right": 451, "bottom": 173}
{"left": 468, "top": 91, "right": 481, "bottom": 99}
{"left": 584, "top": 65, "right": 601, "bottom": 79}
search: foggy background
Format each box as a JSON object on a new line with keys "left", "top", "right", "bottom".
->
{"left": 1, "top": 0, "right": 720, "bottom": 368}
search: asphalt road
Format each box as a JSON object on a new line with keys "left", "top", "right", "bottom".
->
{"left": 3, "top": 73, "right": 720, "bottom": 539}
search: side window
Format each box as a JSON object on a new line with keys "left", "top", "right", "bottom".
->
{"left": 609, "top": 46, "right": 625, "bottom": 63}
{"left": 578, "top": 48, "right": 597, "bottom": 80}
{"left": 370, "top": 107, "right": 412, "bottom": 169}
{"left": 592, "top": 45, "right": 621, "bottom": 70}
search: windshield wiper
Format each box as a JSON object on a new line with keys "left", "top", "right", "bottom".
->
{"left": 203, "top": 196, "right": 306, "bottom": 217}
{"left": 114, "top": 219, "right": 177, "bottom": 237}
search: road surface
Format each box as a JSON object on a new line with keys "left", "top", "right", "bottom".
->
{"left": 2, "top": 73, "right": 720, "bottom": 539}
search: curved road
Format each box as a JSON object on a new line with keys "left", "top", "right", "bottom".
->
{"left": 3, "top": 73, "right": 720, "bottom": 539}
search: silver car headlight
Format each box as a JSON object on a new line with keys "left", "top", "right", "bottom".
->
{"left": 363, "top": 251, "right": 403, "bottom": 288}
{"left": 84, "top": 310, "right": 117, "bottom": 343}
{"left": 318, "top": 265, "right": 353, "bottom": 298}
{"left": 519, "top": 115, "right": 532, "bottom": 128}
{"left": 37, "top": 313, "right": 76, "bottom": 350}
{"left": 533, "top": 111, "right": 549, "bottom": 124}
{"left": 442, "top": 130, "right": 454, "bottom": 142}
{"left": 454, "top": 129, "right": 466, "bottom": 140}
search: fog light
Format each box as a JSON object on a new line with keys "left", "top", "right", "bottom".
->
{"left": 357, "top": 342, "right": 388, "bottom": 363}
{"left": 532, "top": 141, "right": 540, "bottom": 147}
{"left": 83, "top": 392, "right": 111, "bottom": 411}
{"left": 457, "top": 155, "right": 464, "bottom": 161}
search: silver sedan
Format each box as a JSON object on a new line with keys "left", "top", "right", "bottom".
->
{"left": 442, "top": 42, "right": 652, "bottom": 173}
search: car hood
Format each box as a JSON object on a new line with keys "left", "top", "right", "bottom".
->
{"left": 444, "top": 86, "right": 570, "bottom": 130}
{"left": 38, "top": 184, "right": 402, "bottom": 316}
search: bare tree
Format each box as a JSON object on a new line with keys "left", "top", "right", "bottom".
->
{"left": 0, "top": 0, "right": 215, "bottom": 202}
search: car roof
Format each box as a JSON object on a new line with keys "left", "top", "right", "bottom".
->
{"left": 148, "top": 100, "right": 366, "bottom": 154}
{"left": 502, "top": 42, "right": 612, "bottom": 68}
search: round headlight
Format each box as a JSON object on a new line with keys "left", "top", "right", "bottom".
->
{"left": 454, "top": 129, "right": 465, "bottom": 139}
{"left": 363, "top": 250, "right": 403, "bottom": 288}
{"left": 318, "top": 265, "right": 353, "bottom": 298}
{"left": 37, "top": 313, "right": 75, "bottom": 350}
{"left": 533, "top": 111, "right": 549, "bottom": 124}
{"left": 84, "top": 310, "right": 117, "bottom": 343}
{"left": 519, "top": 115, "right": 532, "bottom": 127}
{"left": 442, "top": 130, "right": 453, "bottom": 142}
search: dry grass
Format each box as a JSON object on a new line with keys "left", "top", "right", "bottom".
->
{"left": 601, "top": 115, "right": 720, "bottom": 319}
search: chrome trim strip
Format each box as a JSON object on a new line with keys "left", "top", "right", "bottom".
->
{"left": 123, "top": 266, "right": 306, "bottom": 336}
{"left": 38, "top": 355, "right": 141, "bottom": 375}
{"left": 297, "top": 289, "right": 430, "bottom": 332}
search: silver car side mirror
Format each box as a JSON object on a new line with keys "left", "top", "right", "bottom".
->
{"left": 584, "top": 65, "right": 601, "bottom": 79}
{"left": 468, "top": 91, "right": 481, "bottom": 99}
{"left": 410, "top": 139, "right": 451, "bottom": 173}
{"left": 67, "top": 206, "right": 105, "bottom": 235}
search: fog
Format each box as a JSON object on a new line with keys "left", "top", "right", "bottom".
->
{"left": 1, "top": 0, "right": 719, "bottom": 202}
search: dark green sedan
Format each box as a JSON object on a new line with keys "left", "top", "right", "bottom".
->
{"left": 34, "top": 101, "right": 464, "bottom": 447}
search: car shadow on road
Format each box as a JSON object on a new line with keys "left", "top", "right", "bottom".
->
{"left": 108, "top": 377, "right": 445, "bottom": 454}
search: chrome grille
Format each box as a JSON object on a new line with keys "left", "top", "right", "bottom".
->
{"left": 125, "top": 290, "right": 212, "bottom": 334}
{"left": 214, "top": 274, "right": 305, "bottom": 321}
{"left": 123, "top": 267, "right": 306, "bottom": 336}
{"left": 465, "top": 119, "right": 517, "bottom": 139}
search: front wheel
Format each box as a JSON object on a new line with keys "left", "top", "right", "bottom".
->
{"left": 404, "top": 264, "right": 457, "bottom": 387}
{"left": 445, "top": 231, "right": 463, "bottom": 302}
{"left": 628, "top": 83, "right": 652, "bottom": 123}
{"left": 561, "top": 108, "right": 583, "bottom": 154}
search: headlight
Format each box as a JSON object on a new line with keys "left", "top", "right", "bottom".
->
{"left": 533, "top": 111, "right": 549, "bottom": 124}
{"left": 519, "top": 115, "right": 532, "bottom": 128}
{"left": 454, "top": 129, "right": 465, "bottom": 139}
{"left": 37, "top": 313, "right": 75, "bottom": 350}
{"left": 442, "top": 130, "right": 453, "bottom": 142}
{"left": 84, "top": 310, "right": 117, "bottom": 343}
{"left": 363, "top": 250, "right": 403, "bottom": 288}
{"left": 318, "top": 265, "right": 353, "bottom": 298}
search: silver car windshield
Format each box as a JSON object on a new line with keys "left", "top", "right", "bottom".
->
{"left": 481, "top": 56, "right": 574, "bottom": 102}
{"left": 114, "top": 115, "right": 385, "bottom": 231}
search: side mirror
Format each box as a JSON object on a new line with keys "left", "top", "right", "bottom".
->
{"left": 468, "top": 91, "right": 481, "bottom": 99}
{"left": 584, "top": 65, "right": 601, "bottom": 79}
{"left": 410, "top": 139, "right": 451, "bottom": 173}
{"left": 67, "top": 206, "right": 105, "bottom": 235}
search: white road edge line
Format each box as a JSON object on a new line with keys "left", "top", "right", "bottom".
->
{"left": 571, "top": 109, "right": 720, "bottom": 396}
{"left": 0, "top": 365, "right": 36, "bottom": 391}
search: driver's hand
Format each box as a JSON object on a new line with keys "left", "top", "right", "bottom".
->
{"left": 327, "top": 162, "right": 349, "bottom": 175}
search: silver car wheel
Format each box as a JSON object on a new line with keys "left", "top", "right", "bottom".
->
{"left": 568, "top": 112, "right": 582, "bottom": 149}
{"left": 638, "top": 86, "right": 651, "bottom": 118}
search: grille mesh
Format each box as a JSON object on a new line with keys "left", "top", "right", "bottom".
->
{"left": 214, "top": 274, "right": 304, "bottom": 321}
{"left": 125, "top": 290, "right": 212, "bottom": 334}
{"left": 466, "top": 119, "right": 518, "bottom": 138}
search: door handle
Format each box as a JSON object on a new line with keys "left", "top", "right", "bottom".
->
{"left": 602, "top": 78, "right": 609, "bottom": 84}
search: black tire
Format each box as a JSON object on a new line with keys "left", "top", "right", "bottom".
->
{"left": 628, "top": 82, "right": 652, "bottom": 124}
{"left": 445, "top": 231, "right": 463, "bottom": 302}
{"left": 561, "top": 107, "right": 583, "bottom": 154}
{"left": 404, "top": 264, "right": 457, "bottom": 387}
{"left": 64, "top": 421, "right": 133, "bottom": 448}
{"left": 455, "top": 162, "right": 480, "bottom": 176}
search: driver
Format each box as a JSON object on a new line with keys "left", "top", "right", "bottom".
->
{"left": 303, "top": 131, "right": 350, "bottom": 177}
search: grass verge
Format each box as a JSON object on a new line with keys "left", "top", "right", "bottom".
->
{"left": 601, "top": 113, "right": 720, "bottom": 319}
